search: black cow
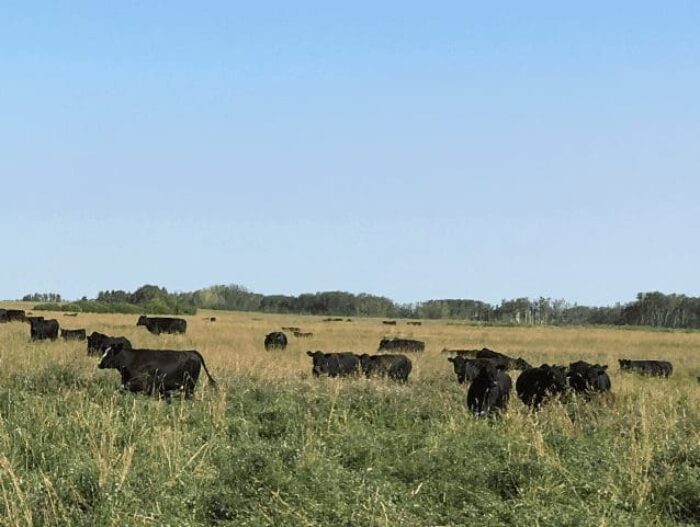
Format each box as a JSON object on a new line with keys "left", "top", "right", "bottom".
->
{"left": 61, "top": 329, "right": 87, "bottom": 341}
{"left": 618, "top": 359, "right": 673, "bottom": 378}
{"left": 137, "top": 315, "right": 187, "bottom": 335}
{"left": 209, "top": 317, "right": 216, "bottom": 322}
{"left": 87, "top": 332, "right": 132, "bottom": 356}
{"left": 264, "top": 331, "right": 288, "bottom": 350}
{"left": 359, "top": 354, "right": 412, "bottom": 382}
{"left": 407, "top": 321, "right": 422, "bottom": 326}
{"left": 282, "top": 326, "right": 300, "bottom": 332}
{"left": 322, "top": 318, "right": 344, "bottom": 322}
{"left": 306, "top": 351, "right": 360, "bottom": 377}
{"left": 567, "top": 361, "right": 611, "bottom": 396}
{"left": 25, "top": 316, "right": 45, "bottom": 324}
{"left": 97, "top": 343, "right": 216, "bottom": 398}
{"left": 447, "top": 356, "right": 497, "bottom": 384}
{"left": 516, "top": 364, "right": 568, "bottom": 409}
{"left": 441, "top": 348, "right": 481, "bottom": 356}
{"left": 466, "top": 362, "right": 512, "bottom": 416}
{"left": 475, "top": 348, "right": 531, "bottom": 370}
{"left": 294, "top": 331, "right": 313, "bottom": 338}
{"left": 5, "top": 309, "right": 26, "bottom": 322}
{"left": 0, "top": 309, "right": 6, "bottom": 323}
{"left": 378, "top": 337, "right": 425, "bottom": 353}
{"left": 382, "top": 320, "right": 397, "bottom": 325}
{"left": 29, "top": 319, "right": 59, "bottom": 341}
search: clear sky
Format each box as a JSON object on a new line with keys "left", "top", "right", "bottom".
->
{"left": 1, "top": 2, "right": 699, "bottom": 305}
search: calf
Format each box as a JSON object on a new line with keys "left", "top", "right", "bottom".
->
{"left": 378, "top": 337, "right": 425, "bottom": 353}
{"left": 359, "top": 354, "right": 412, "bottom": 382}
{"left": 618, "top": 359, "right": 672, "bottom": 378}
{"left": 516, "top": 364, "right": 568, "bottom": 409}
{"left": 567, "top": 361, "right": 611, "bottom": 396}
{"left": 61, "top": 329, "right": 86, "bottom": 341}
{"left": 306, "top": 351, "right": 360, "bottom": 377}
{"left": 264, "top": 331, "right": 288, "bottom": 350}
{"left": 467, "top": 361, "right": 512, "bottom": 416}
{"left": 137, "top": 315, "right": 187, "bottom": 335}
{"left": 29, "top": 319, "right": 59, "bottom": 341}
{"left": 87, "top": 332, "right": 132, "bottom": 356}
{"left": 98, "top": 343, "right": 216, "bottom": 398}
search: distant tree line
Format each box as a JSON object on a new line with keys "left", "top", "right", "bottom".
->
{"left": 26, "top": 285, "right": 700, "bottom": 329}
{"left": 22, "top": 292, "right": 62, "bottom": 303}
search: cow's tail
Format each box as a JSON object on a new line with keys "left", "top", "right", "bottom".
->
{"left": 194, "top": 351, "right": 218, "bottom": 389}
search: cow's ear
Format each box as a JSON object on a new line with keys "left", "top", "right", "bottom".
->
{"left": 447, "top": 357, "right": 455, "bottom": 363}
{"left": 601, "top": 365, "right": 609, "bottom": 370}
{"left": 306, "top": 351, "right": 313, "bottom": 357}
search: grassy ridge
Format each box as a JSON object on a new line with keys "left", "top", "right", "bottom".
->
{"left": 0, "top": 309, "right": 698, "bottom": 526}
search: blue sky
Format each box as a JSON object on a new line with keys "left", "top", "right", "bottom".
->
{"left": 1, "top": 2, "right": 699, "bottom": 305}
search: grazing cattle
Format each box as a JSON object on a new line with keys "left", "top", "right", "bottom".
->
{"left": 29, "top": 318, "right": 59, "bottom": 341}
{"left": 359, "top": 354, "right": 412, "bottom": 382}
{"left": 407, "top": 321, "right": 422, "bottom": 326}
{"left": 322, "top": 318, "right": 344, "bottom": 322}
{"left": 5, "top": 309, "right": 26, "bottom": 322}
{"left": 516, "top": 365, "right": 568, "bottom": 408}
{"left": 264, "top": 331, "right": 288, "bottom": 350}
{"left": 378, "top": 337, "right": 425, "bottom": 353}
{"left": 281, "top": 326, "right": 300, "bottom": 332}
{"left": 441, "top": 348, "right": 481, "bottom": 356}
{"left": 567, "top": 361, "right": 611, "bottom": 396}
{"left": 475, "top": 348, "right": 531, "bottom": 370}
{"left": 448, "top": 356, "right": 498, "bottom": 384}
{"left": 293, "top": 331, "right": 313, "bottom": 338}
{"left": 61, "top": 329, "right": 86, "bottom": 341}
{"left": 466, "top": 362, "right": 512, "bottom": 416}
{"left": 382, "top": 320, "right": 397, "bottom": 325}
{"left": 306, "top": 351, "right": 360, "bottom": 377}
{"left": 87, "top": 332, "right": 132, "bottom": 356}
{"left": 618, "top": 359, "right": 673, "bottom": 378}
{"left": 136, "top": 315, "right": 187, "bottom": 335}
{"left": 97, "top": 343, "right": 216, "bottom": 398}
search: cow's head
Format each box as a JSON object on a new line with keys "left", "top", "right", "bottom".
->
{"left": 514, "top": 357, "right": 532, "bottom": 370}
{"left": 98, "top": 343, "right": 126, "bottom": 369}
{"left": 136, "top": 315, "right": 148, "bottom": 326}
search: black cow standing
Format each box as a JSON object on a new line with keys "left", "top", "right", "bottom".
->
{"left": 474, "top": 348, "right": 531, "bottom": 370}
{"left": 0, "top": 309, "right": 6, "bottom": 323}
{"left": 87, "top": 332, "right": 132, "bottom": 356}
{"left": 447, "top": 356, "right": 497, "bottom": 384}
{"left": 264, "top": 332, "right": 288, "bottom": 350}
{"left": 516, "top": 364, "right": 568, "bottom": 409}
{"left": 61, "top": 329, "right": 87, "bottom": 341}
{"left": 466, "top": 361, "right": 512, "bottom": 416}
{"left": 359, "top": 354, "right": 412, "bottom": 382}
{"left": 378, "top": 338, "right": 425, "bottom": 353}
{"left": 306, "top": 351, "right": 360, "bottom": 377}
{"left": 29, "top": 319, "right": 59, "bottom": 341}
{"left": 618, "top": 359, "right": 673, "bottom": 378}
{"left": 97, "top": 343, "right": 216, "bottom": 398}
{"left": 567, "top": 361, "right": 611, "bottom": 396}
{"left": 137, "top": 315, "right": 187, "bottom": 335}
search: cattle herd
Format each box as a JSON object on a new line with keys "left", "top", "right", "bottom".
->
{"left": 0, "top": 308, "right": 689, "bottom": 413}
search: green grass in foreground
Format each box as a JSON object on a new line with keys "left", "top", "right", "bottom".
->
{"left": 0, "top": 364, "right": 698, "bottom": 526}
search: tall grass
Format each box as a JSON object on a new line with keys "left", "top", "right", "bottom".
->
{"left": 0, "top": 308, "right": 698, "bottom": 526}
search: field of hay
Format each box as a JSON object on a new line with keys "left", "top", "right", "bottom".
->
{"left": 0, "top": 305, "right": 698, "bottom": 526}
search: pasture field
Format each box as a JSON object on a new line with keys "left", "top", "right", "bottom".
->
{"left": 0, "top": 305, "right": 698, "bottom": 526}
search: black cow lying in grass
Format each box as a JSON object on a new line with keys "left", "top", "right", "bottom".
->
{"left": 466, "top": 361, "right": 512, "bottom": 416}
{"left": 378, "top": 338, "right": 424, "bottom": 353}
{"left": 516, "top": 364, "right": 568, "bottom": 408}
{"left": 137, "top": 315, "right": 187, "bottom": 335}
{"left": 618, "top": 359, "right": 672, "bottom": 377}
{"left": 29, "top": 319, "right": 59, "bottom": 341}
{"left": 359, "top": 354, "right": 412, "bottom": 382}
{"left": 98, "top": 343, "right": 216, "bottom": 398}
{"left": 61, "top": 329, "right": 86, "bottom": 341}
{"left": 567, "top": 361, "right": 611, "bottom": 397}
{"left": 264, "top": 331, "right": 288, "bottom": 350}
{"left": 306, "top": 351, "right": 360, "bottom": 377}
{"left": 87, "top": 332, "right": 132, "bottom": 356}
